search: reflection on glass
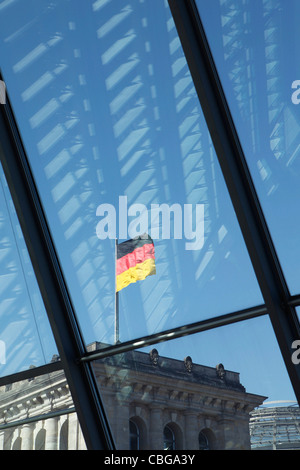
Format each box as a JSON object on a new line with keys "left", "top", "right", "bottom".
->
{"left": 197, "top": 0, "right": 300, "bottom": 295}
{"left": 91, "top": 315, "right": 296, "bottom": 450}
{"left": 0, "top": 164, "right": 57, "bottom": 377}
{"left": 250, "top": 401, "right": 300, "bottom": 450}
{"left": 0, "top": 369, "right": 84, "bottom": 450}
{"left": 0, "top": 0, "right": 263, "bottom": 345}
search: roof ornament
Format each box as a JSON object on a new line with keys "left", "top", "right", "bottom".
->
{"left": 216, "top": 363, "right": 226, "bottom": 380}
{"left": 149, "top": 348, "right": 159, "bottom": 366}
{"left": 184, "top": 356, "right": 193, "bottom": 373}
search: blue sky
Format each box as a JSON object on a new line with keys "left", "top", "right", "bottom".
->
{"left": 0, "top": 0, "right": 298, "bottom": 405}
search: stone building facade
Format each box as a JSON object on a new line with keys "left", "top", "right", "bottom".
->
{"left": 0, "top": 343, "right": 266, "bottom": 450}
{"left": 0, "top": 367, "right": 85, "bottom": 450}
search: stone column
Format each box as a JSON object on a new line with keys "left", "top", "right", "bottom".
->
{"left": 184, "top": 412, "right": 199, "bottom": 450}
{"left": 149, "top": 407, "right": 163, "bottom": 450}
{"left": 21, "top": 423, "right": 34, "bottom": 450}
{"left": 0, "top": 430, "right": 5, "bottom": 450}
{"left": 217, "top": 417, "right": 235, "bottom": 450}
{"left": 0, "top": 429, "right": 12, "bottom": 450}
{"left": 45, "top": 417, "right": 58, "bottom": 450}
{"left": 114, "top": 400, "right": 130, "bottom": 450}
{"left": 67, "top": 413, "right": 77, "bottom": 450}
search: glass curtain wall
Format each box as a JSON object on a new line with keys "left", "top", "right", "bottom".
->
{"left": 0, "top": 0, "right": 298, "bottom": 450}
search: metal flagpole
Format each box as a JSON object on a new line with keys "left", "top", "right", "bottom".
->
{"left": 115, "top": 238, "right": 119, "bottom": 344}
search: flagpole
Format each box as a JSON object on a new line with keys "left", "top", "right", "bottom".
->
{"left": 115, "top": 238, "right": 119, "bottom": 344}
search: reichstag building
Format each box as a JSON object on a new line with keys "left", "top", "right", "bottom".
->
{"left": 0, "top": 345, "right": 265, "bottom": 450}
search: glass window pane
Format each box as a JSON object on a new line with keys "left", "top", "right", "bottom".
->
{"left": 0, "top": 0, "right": 263, "bottom": 345}
{"left": 196, "top": 0, "right": 300, "bottom": 295}
{"left": 198, "top": 431, "right": 209, "bottom": 450}
{"left": 250, "top": 402, "right": 300, "bottom": 450}
{"left": 164, "top": 425, "right": 176, "bottom": 450}
{"left": 91, "top": 315, "right": 297, "bottom": 450}
{"left": 0, "top": 370, "right": 85, "bottom": 450}
{"left": 0, "top": 163, "right": 57, "bottom": 377}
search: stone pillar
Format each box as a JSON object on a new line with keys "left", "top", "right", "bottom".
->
{"left": 21, "top": 423, "right": 34, "bottom": 450}
{"left": 45, "top": 417, "right": 58, "bottom": 450}
{"left": 67, "top": 413, "right": 77, "bottom": 450}
{"left": 217, "top": 417, "right": 236, "bottom": 450}
{"left": 0, "top": 429, "right": 12, "bottom": 450}
{"left": 149, "top": 407, "right": 163, "bottom": 450}
{"left": 0, "top": 430, "right": 5, "bottom": 450}
{"left": 184, "top": 412, "right": 199, "bottom": 450}
{"left": 114, "top": 400, "right": 130, "bottom": 450}
{"left": 228, "top": 417, "right": 251, "bottom": 450}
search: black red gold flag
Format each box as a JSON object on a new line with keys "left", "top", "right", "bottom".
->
{"left": 116, "top": 234, "right": 156, "bottom": 292}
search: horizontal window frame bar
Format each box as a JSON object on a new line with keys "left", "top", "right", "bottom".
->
{"left": 0, "top": 361, "right": 63, "bottom": 388}
{"left": 0, "top": 407, "right": 76, "bottom": 432}
{"left": 80, "top": 304, "right": 267, "bottom": 362}
{"left": 288, "top": 295, "right": 300, "bottom": 308}
{"left": 0, "top": 407, "right": 76, "bottom": 431}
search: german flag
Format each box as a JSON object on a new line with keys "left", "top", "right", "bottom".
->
{"left": 116, "top": 234, "right": 156, "bottom": 292}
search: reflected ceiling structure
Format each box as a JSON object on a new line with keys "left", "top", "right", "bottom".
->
{"left": 0, "top": 0, "right": 298, "bottom": 450}
{"left": 0, "top": 0, "right": 262, "bottom": 349}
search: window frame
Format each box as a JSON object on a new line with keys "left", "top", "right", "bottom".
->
{"left": 0, "top": 0, "right": 299, "bottom": 450}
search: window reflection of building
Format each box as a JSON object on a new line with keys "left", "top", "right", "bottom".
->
{"left": 0, "top": 344, "right": 266, "bottom": 450}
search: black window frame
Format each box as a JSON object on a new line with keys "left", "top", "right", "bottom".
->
{"left": 0, "top": 0, "right": 299, "bottom": 450}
